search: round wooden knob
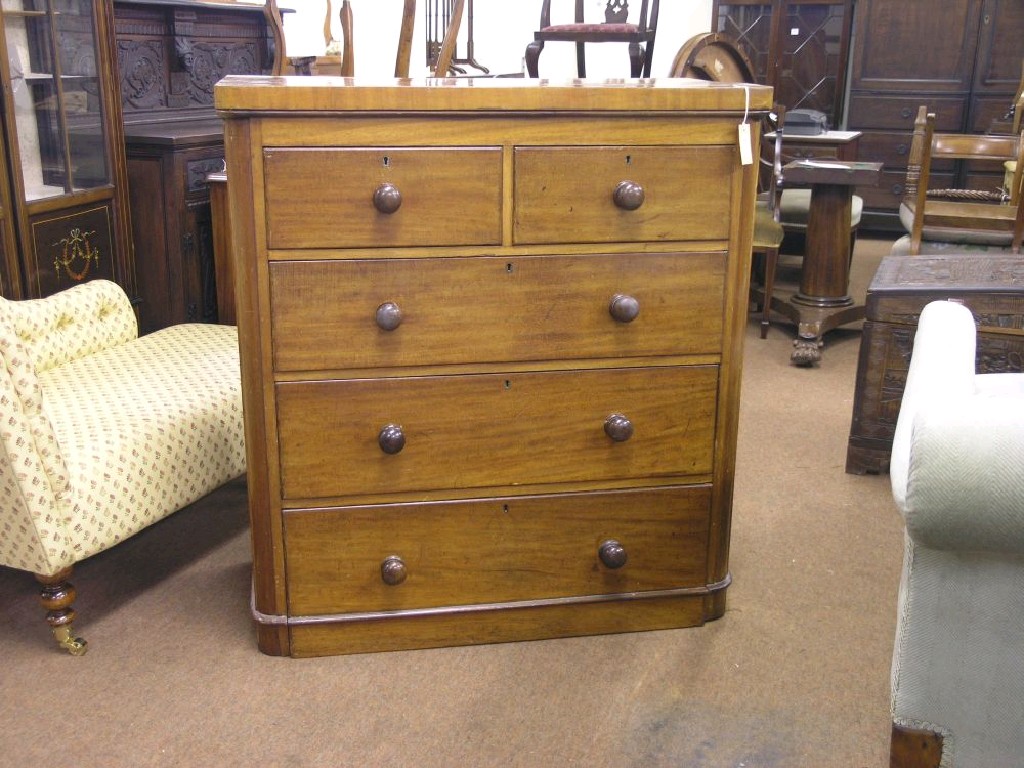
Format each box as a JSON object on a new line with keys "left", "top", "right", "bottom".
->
{"left": 373, "top": 183, "right": 402, "bottom": 214}
{"left": 900, "top": 107, "right": 913, "bottom": 119}
{"left": 612, "top": 180, "right": 645, "bottom": 211}
{"left": 609, "top": 294, "right": 640, "bottom": 323}
{"left": 604, "top": 413, "right": 634, "bottom": 442}
{"left": 376, "top": 302, "right": 403, "bottom": 331}
{"left": 378, "top": 424, "right": 406, "bottom": 454}
{"left": 380, "top": 555, "right": 408, "bottom": 585}
{"left": 598, "top": 539, "right": 628, "bottom": 569}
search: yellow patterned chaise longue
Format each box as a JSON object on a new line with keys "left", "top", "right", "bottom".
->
{"left": 0, "top": 280, "right": 246, "bottom": 654}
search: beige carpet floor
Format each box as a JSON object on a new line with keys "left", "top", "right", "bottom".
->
{"left": 0, "top": 238, "right": 904, "bottom": 768}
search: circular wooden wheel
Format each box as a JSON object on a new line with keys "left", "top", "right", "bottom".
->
{"left": 669, "top": 32, "right": 756, "bottom": 83}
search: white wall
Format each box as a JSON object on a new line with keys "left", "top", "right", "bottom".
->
{"left": 282, "top": 1, "right": 713, "bottom": 78}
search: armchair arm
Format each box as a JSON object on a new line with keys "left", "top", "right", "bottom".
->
{"left": 0, "top": 279, "right": 136, "bottom": 374}
{"left": 891, "top": 300, "right": 978, "bottom": 509}
{"left": 904, "top": 395, "right": 1024, "bottom": 554}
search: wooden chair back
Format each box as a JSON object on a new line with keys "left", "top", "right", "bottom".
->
{"left": 526, "top": 0, "right": 660, "bottom": 78}
{"left": 331, "top": 0, "right": 464, "bottom": 78}
{"left": 904, "top": 106, "right": 1024, "bottom": 255}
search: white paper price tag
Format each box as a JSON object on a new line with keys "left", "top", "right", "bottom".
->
{"left": 738, "top": 122, "right": 753, "bottom": 165}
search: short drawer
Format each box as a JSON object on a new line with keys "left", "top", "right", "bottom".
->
{"left": 858, "top": 170, "right": 907, "bottom": 211}
{"left": 263, "top": 147, "right": 502, "bottom": 249}
{"left": 276, "top": 365, "right": 718, "bottom": 499}
{"left": 283, "top": 485, "right": 712, "bottom": 614}
{"left": 782, "top": 142, "right": 840, "bottom": 162}
{"left": 848, "top": 95, "right": 965, "bottom": 131}
{"left": 269, "top": 252, "right": 726, "bottom": 371}
{"left": 857, "top": 130, "right": 956, "bottom": 174}
{"left": 513, "top": 146, "right": 732, "bottom": 244}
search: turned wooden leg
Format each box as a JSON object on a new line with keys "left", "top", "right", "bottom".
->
{"left": 36, "top": 567, "right": 88, "bottom": 656}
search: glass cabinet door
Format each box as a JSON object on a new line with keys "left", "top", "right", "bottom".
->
{"left": 2, "top": 0, "right": 110, "bottom": 202}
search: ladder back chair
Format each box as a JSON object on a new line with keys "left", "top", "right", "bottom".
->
{"left": 895, "top": 106, "right": 1024, "bottom": 256}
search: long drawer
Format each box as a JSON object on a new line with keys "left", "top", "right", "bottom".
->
{"left": 276, "top": 365, "right": 719, "bottom": 499}
{"left": 847, "top": 94, "right": 966, "bottom": 131}
{"left": 283, "top": 485, "right": 712, "bottom": 614}
{"left": 263, "top": 147, "right": 503, "bottom": 249}
{"left": 513, "top": 146, "right": 733, "bottom": 244}
{"left": 856, "top": 130, "right": 956, "bottom": 173}
{"left": 269, "top": 252, "right": 726, "bottom": 371}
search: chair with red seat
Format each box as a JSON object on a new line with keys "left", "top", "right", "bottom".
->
{"left": 525, "top": 0, "right": 660, "bottom": 79}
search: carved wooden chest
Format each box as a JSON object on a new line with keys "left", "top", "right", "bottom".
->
{"left": 217, "top": 76, "right": 770, "bottom": 657}
{"left": 846, "top": 254, "right": 1024, "bottom": 475}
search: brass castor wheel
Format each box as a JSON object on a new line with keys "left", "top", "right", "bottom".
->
{"left": 53, "top": 625, "right": 88, "bottom": 656}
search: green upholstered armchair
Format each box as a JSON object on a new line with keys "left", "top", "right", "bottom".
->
{"left": 888, "top": 299, "right": 1024, "bottom": 766}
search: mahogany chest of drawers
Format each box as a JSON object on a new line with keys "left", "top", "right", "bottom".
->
{"left": 216, "top": 77, "right": 770, "bottom": 657}
{"left": 846, "top": 254, "right": 1024, "bottom": 475}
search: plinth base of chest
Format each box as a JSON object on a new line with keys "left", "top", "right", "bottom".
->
{"left": 255, "top": 585, "right": 728, "bottom": 658}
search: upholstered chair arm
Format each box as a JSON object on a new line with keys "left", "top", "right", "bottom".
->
{"left": 890, "top": 300, "right": 978, "bottom": 509}
{"left": 903, "top": 396, "right": 1024, "bottom": 554}
{"left": 0, "top": 279, "right": 136, "bottom": 375}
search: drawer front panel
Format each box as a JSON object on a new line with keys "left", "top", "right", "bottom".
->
{"left": 857, "top": 131, "right": 957, "bottom": 174}
{"left": 782, "top": 142, "right": 840, "bottom": 162}
{"left": 847, "top": 95, "right": 966, "bottom": 131}
{"left": 269, "top": 252, "right": 726, "bottom": 371}
{"left": 284, "top": 485, "right": 712, "bottom": 614}
{"left": 277, "top": 366, "right": 718, "bottom": 499}
{"left": 263, "top": 147, "right": 502, "bottom": 249}
{"left": 513, "top": 146, "right": 733, "bottom": 244}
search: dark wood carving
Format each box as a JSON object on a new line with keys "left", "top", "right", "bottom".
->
{"left": 846, "top": 254, "right": 1024, "bottom": 474}
{"left": 118, "top": 40, "right": 167, "bottom": 109}
{"left": 114, "top": 2, "right": 275, "bottom": 123}
{"left": 113, "top": 1, "right": 278, "bottom": 331}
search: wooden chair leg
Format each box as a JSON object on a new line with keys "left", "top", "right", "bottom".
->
{"left": 525, "top": 40, "right": 543, "bottom": 77}
{"left": 760, "top": 245, "right": 779, "bottom": 339}
{"left": 575, "top": 41, "right": 586, "bottom": 77}
{"left": 36, "top": 567, "right": 88, "bottom": 655}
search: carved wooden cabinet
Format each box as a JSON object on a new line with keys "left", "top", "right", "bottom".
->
{"left": 217, "top": 76, "right": 770, "bottom": 657}
{"left": 712, "top": 0, "right": 853, "bottom": 129}
{"left": 112, "top": 0, "right": 280, "bottom": 331}
{"left": 846, "top": 255, "right": 1024, "bottom": 475}
{"left": 0, "top": 0, "right": 135, "bottom": 301}
{"left": 846, "top": 0, "right": 1024, "bottom": 228}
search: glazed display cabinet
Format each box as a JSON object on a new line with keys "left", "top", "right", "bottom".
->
{"left": 0, "top": 0, "right": 134, "bottom": 300}
{"left": 711, "top": 0, "right": 853, "bottom": 129}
